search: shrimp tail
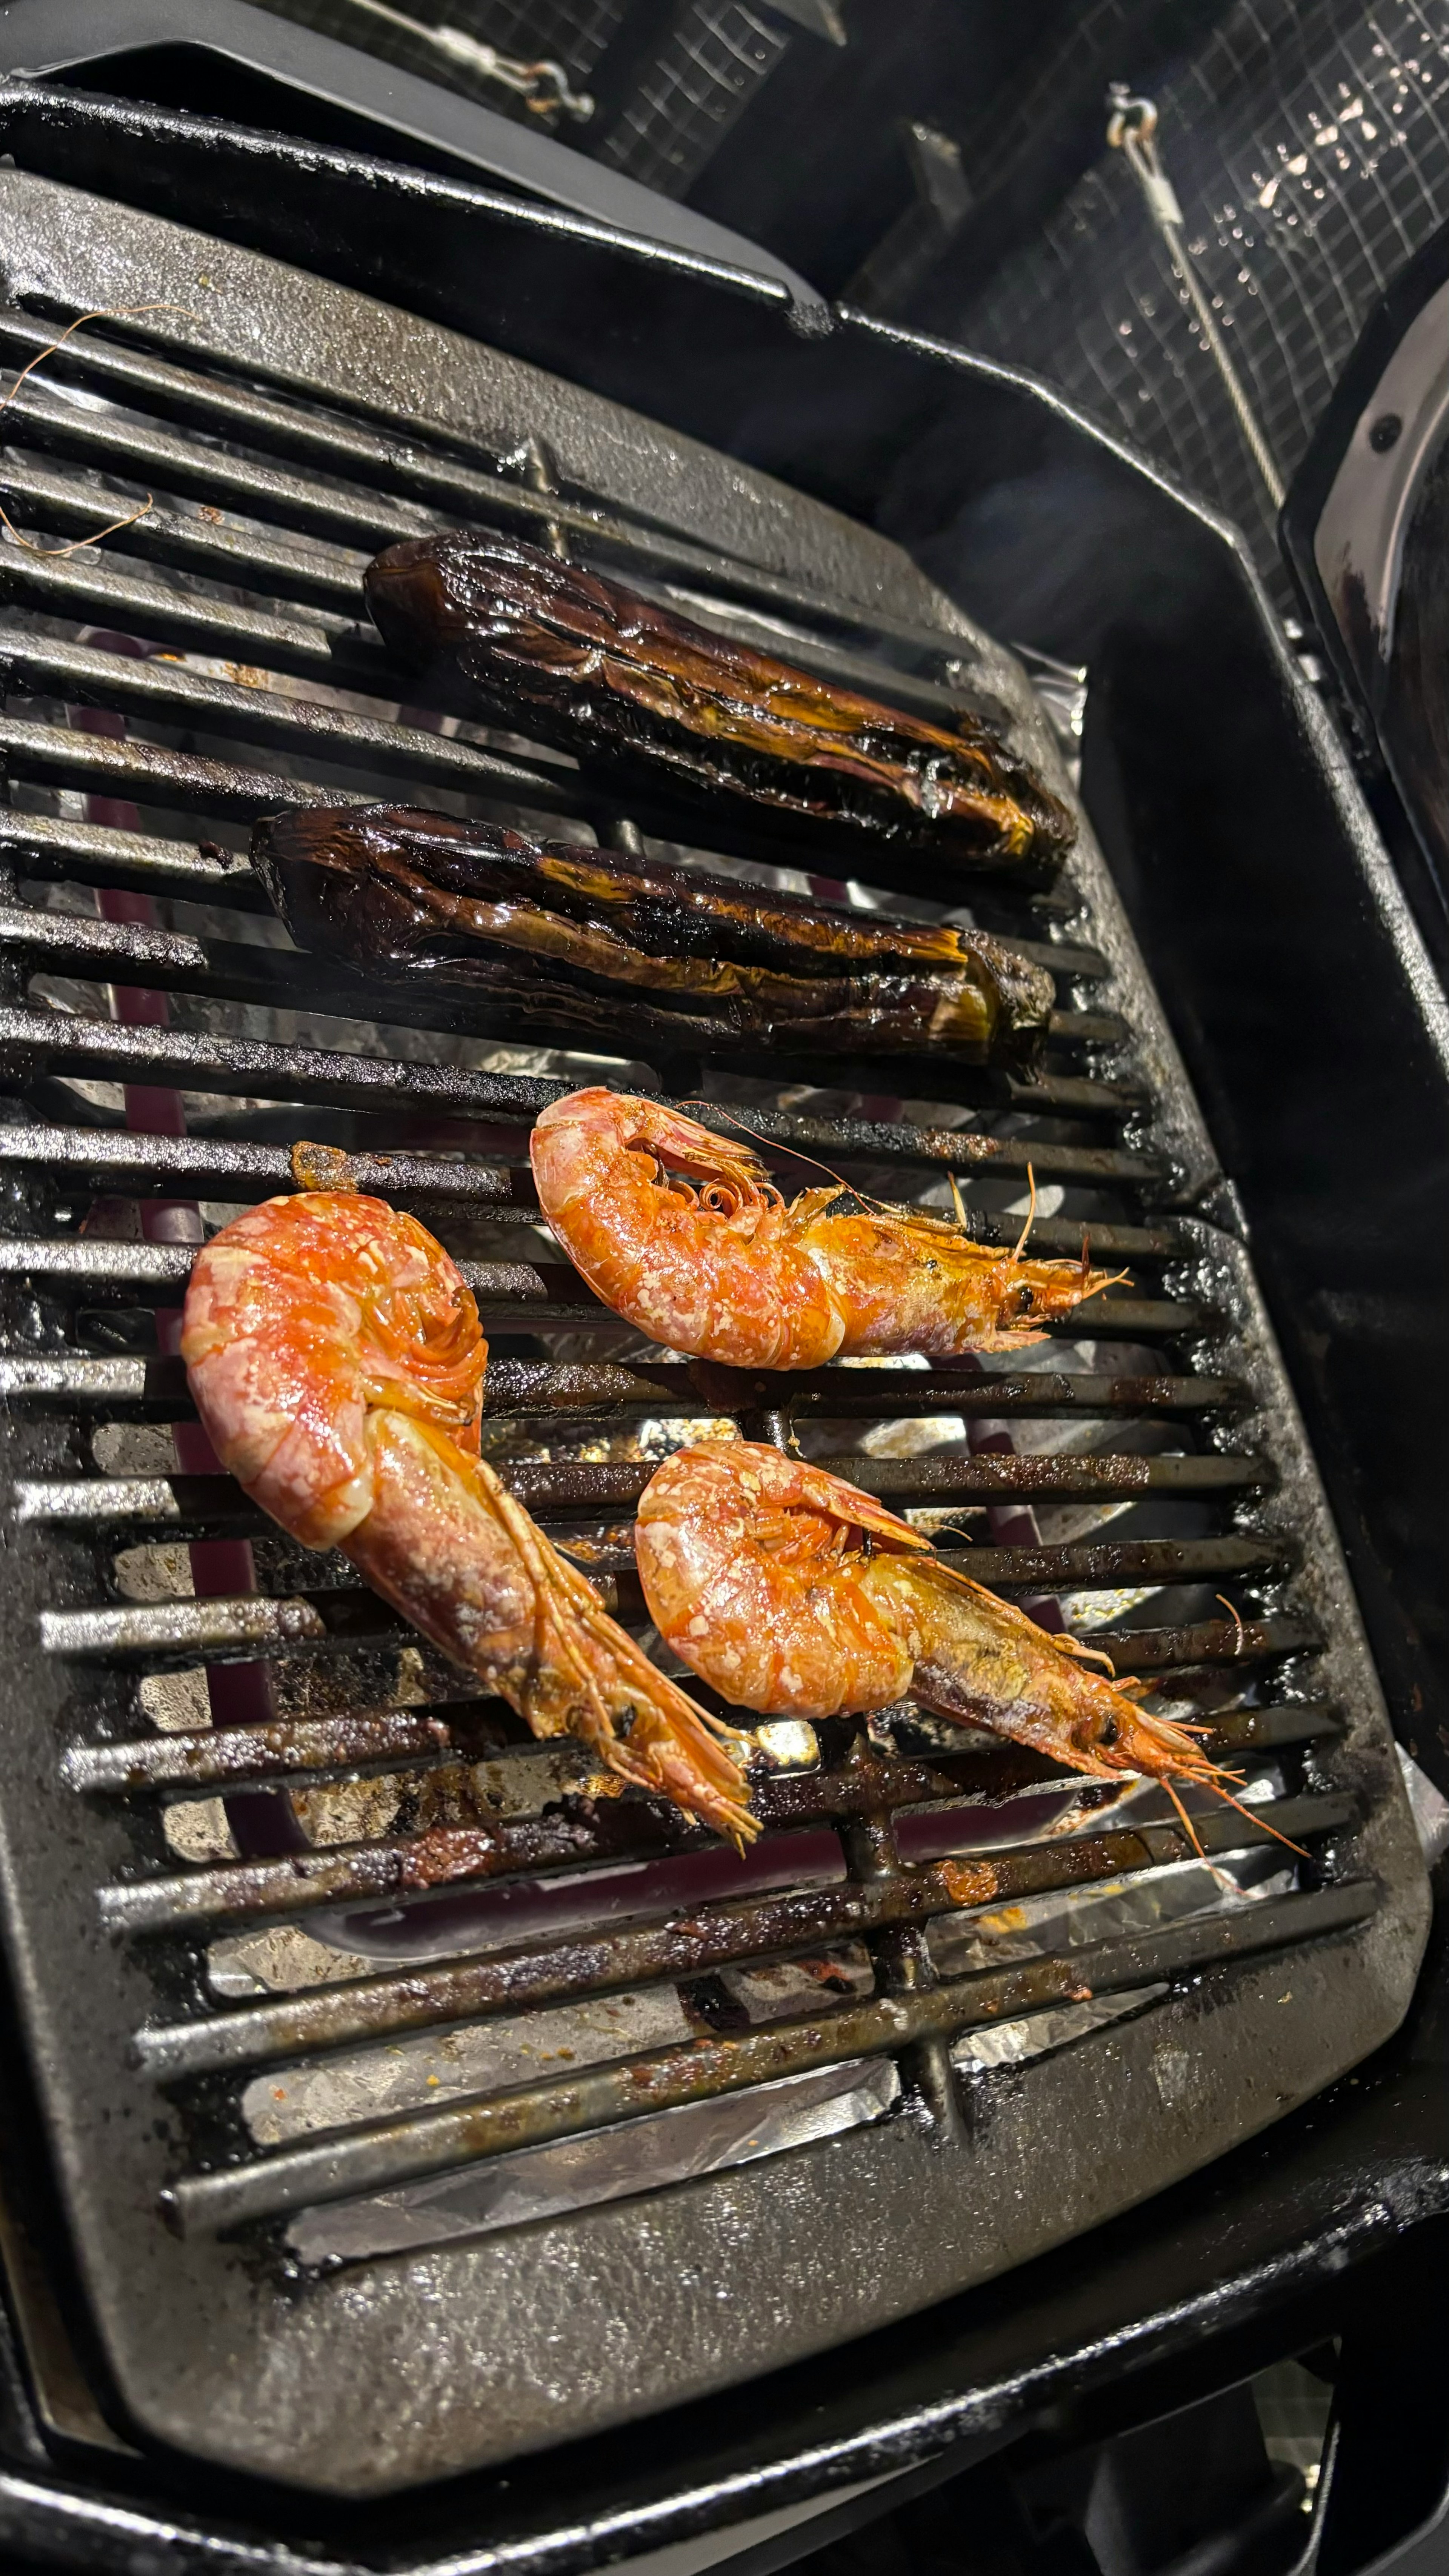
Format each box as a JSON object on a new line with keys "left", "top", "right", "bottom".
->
{"left": 350, "top": 1414, "right": 760, "bottom": 1844}
{"left": 477, "top": 1459, "right": 760, "bottom": 1844}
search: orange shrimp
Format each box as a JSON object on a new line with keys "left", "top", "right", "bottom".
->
{"left": 181, "top": 1186, "right": 756, "bottom": 1842}
{"left": 637, "top": 1443, "right": 1264, "bottom": 1843}
{"left": 530, "top": 1087, "right": 1120, "bottom": 1367}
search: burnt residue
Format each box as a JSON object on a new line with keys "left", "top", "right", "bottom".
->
{"left": 495, "top": 1448, "right": 1270, "bottom": 1516}
{"left": 135, "top": 1853, "right": 1075, "bottom": 2078}
{"left": 251, "top": 804, "right": 1055, "bottom": 1070}
{"left": 363, "top": 533, "right": 1075, "bottom": 884}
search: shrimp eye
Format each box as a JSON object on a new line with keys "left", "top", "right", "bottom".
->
{"left": 1099, "top": 1715, "right": 1119, "bottom": 1748}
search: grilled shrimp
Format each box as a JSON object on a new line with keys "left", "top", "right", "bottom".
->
{"left": 531, "top": 1088, "right": 1119, "bottom": 1368}
{"left": 637, "top": 1443, "right": 1256, "bottom": 1836}
{"left": 181, "top": 1185, "right": 755, "bottom": 1841}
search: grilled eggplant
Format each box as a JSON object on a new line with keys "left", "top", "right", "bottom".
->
{"left": 363, "top": 532, "right": 1074, "bottom": 887}
{"left": 253, "top": 804, "right": 1055, "bottom": 1069}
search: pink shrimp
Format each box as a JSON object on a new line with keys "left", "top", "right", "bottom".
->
{"left": 181, "top": 1182, "right": 756, "bottom": 1842}
{"left": 637, "top": 1442, "right": 1269, "bottom": 1844}
{"left": 530, "top": 1087, "right": 1120, "bottom": 1368}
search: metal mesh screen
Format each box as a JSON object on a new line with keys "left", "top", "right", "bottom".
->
{"left": 449, "top": 0, "right": 628, "bottom": 73}
{"left": 956, "top": 0, "right": 1449, "bottom": 594}
{"left": 598, "top": 0, "right": 791, "bottom": 195}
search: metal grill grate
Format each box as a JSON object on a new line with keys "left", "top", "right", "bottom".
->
{"left": 0, "top": 173, "right": 1425, "bottom": 2497}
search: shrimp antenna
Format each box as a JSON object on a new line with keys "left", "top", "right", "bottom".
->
{"left": 1203, "top": 1778, "right": 1309, "bottom": 1858}
{"left": 1152, "top": 1715, "right": 1310, "bottom": 1859}
{"left": 1162, "top": 1774, "right": 1207, "bottom": 1860}
{"left": 1009, "top": 1164, "right": 1039, "bottom": 1268}
{"left": 679, "top": 1098, "right": 856, "bottom": 1198}
{"left": 931, "top": 1513, "right": 978, "bottom": 1545}
{"left": 683, "top": 1103, "right": 1065, "bottom": 1255}
{"left": 1216, "top": 1593, "right": 1247, "bottom": 1656}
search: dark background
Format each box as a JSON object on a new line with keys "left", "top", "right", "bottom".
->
{"left": 182, "top": 0, "right": 1449, "bottom": 606}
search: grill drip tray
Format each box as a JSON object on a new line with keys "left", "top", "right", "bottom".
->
{"left": 0, "top": 169, "right": 1427, "bottom": 2496}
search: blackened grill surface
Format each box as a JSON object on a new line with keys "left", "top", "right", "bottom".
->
{"left": 0, "top": 172, "right": 1427, "bottom": 2500}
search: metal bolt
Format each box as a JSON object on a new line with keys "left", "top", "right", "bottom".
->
{"left": 1369, "top": 413, "right": 1402, "bottom": 453}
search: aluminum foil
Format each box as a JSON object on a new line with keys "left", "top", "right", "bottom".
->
{"left": 928, "top": 1847, "right": 1293, "bottom": 1979}
{"left": 954, "top": 1986, "right": 1169, "bottom": 2071}
{"left": 286, "top": 2055, "right": 901, "bottom": 2266}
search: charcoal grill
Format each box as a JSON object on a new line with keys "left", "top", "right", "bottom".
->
{"left": 0, "top": 110, "right": 1430, "bottom": 2516}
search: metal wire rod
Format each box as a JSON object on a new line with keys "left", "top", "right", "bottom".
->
{"left": 1108, "top": 87, "right": 1286, "bottom": 512}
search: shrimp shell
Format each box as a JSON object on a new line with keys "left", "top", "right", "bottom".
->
{"left": 638, "top": 1442, "right": 1266, "bottom": 1840}
{"left": 531, "top": 1087, "right": 1121, "bottom": 1369}
{"left": 182, "top": 1190, "right": 756, "bottom": 1842}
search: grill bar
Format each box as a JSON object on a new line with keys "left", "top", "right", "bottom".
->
{"left": 67, "top": 1708, "right": 460, "bottom": 1795}
{"left": 0, "top": 807, "right": 265, "bottom": 905}
{"left": 0, "top": 712, "right": 374, "bottom": 822}
{"left": 468, "top": 1362, "right": 1243, "bottom": 1416}
{"left": 4, "top": 634, "right": 591, "bottom": 813}
{"left": 1101, "top": 1613, "right": 1320, "bottom": 1669}
{"left": 160, "top": 1881, "right": 1378, "bottom": 2238}
{"left": 0, "top": 1238, "right": 589, "bottom": 1305}
{"left": 0, "top": 311, "right": 1021, "bottom": 655}
{"left": 92, "top": 1641, "right": 1320, "bottom": 1938}
{"left": 0, "top": 1123, "right": 526, "bottom": 1208}
{"left": 65, "top": 1700, "right": 1339, "bottom": 1804}
{"left": 1212, "top": 1702, "right": 1340, "bottom": 1750}
{"left": 43, "top": 1469, "right": 1281, "bottom": 1576}
{"left": 132, "top": 1792, "right": 1349, "bottom": 2081}
{"left": 0, "top": 371, "right": 438, "bottom": 555}
{"left": 0, "top": 1238, "right": 1200, "bottom": 1337}
{"left": 101, "top": 1804, "right": 703, "bottom": 1934}
{"left": 0, "top": 1006, "right": 1163, "bottom": 1183}
{"left": 0, "top": 1347, "right": 1221, "bottom": 1422}
{"left": 0, "top": 1116, "right": 1169, "bottom": 1219}
{"left": 0, "top": 452, "right": 370, "bottom": 610}
{"left": 48, "top": 1582, "right": 1300, "bottom": 1670}
{"left": 39, "top": 1439, "right": 1268, "bottom": 1574}
{"left": 0, "top": 542, "right": 376, "bottom": 689}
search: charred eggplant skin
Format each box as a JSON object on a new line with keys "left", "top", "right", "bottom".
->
{"left": 252, "top": 803, "right": 1055, "bottom": 1069}
{"left": 363, "top": 532, "right": 1074, "bottom": 886}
